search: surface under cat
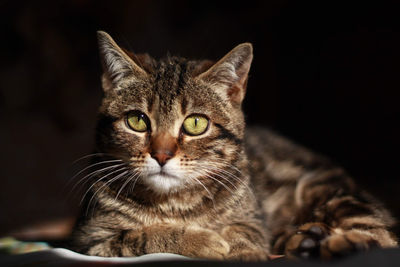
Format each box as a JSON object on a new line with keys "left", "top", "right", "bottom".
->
{"left": 68, "top": 31, "right": 397, "bottom": 261}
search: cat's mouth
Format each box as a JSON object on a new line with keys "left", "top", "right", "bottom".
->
{"left": 141, "top": 158, "right": 185, "bottom": 192}
{"left": 144, "top": 169, "right": 184, "bottom": 193}
{"left": 147, "top": 170, "right": 180, "bottom": 180}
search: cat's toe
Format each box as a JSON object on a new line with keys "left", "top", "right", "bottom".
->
{"left": 285, "top": 232, "right": 319, "bottom": 259}
{"left": 181, "top": 228, "right": 230, "bottom": 260}
{"left": 286, "top": 224, "right": 380, "bottom": 260}
{"left": 297, "top": 223, "right": 329, "bottom": 240}
{"left": 320, "top": 230, "right": 380, "bottom": 260}
{"left": 285, "top": 223, "right": 330, "bottom": 259}
{"left": 299, "top": 237, "right": 317, "bottom": 251}
{"left": 203, "top": 235, "right": 230, "bottom": 259}
{"left": 307, "top": 225, "right": 327, "bottom": 238}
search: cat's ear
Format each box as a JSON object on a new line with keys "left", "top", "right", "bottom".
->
{"left": 197, "top": 43, "right": 253, "bottom": 105}
{"left": 97, "top": 31, "right": 147, "bottom": 91}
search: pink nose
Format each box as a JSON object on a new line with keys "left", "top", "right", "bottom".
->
{"left": 149, "top": 132, "right": 177, "bottom": 167}
{"left": 150, "top": 151, "right": 173, "bottom": 166}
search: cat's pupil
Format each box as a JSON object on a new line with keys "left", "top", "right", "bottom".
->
{"left": 194, "top": 118, "right": 198, "bottom": 126}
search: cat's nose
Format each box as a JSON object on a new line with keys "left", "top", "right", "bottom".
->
{"left": 151, "top": 150, "right": 173, "bottom": 167}
{"left": 149, "top": 132, "right": 177, "bottom": 167}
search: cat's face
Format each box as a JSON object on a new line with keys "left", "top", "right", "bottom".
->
{"left": 95, "top": 31, "right": 252, "bottom": 194}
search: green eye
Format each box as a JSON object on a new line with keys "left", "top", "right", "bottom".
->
{"left": 183, "top": 115, "right": 209, "bottom": 136}
{"left": 127, "top": 111, "right": 148, "bottom": 132}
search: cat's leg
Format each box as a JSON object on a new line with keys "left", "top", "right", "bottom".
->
{"left": 221, "top": 223, "right": 270, "bottom": 261}
{"left": 272, "top": 168, "right": 397, "bottom": 260}
{"left": 86, "top": 224, "right": 230, "bottom": 259}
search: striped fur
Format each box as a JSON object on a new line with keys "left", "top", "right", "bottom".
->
{"left": 69, "top": 31, "right": 397, "bottom": 261}
{"left": 246, "top": 127, "right": 397, "bottom": 259}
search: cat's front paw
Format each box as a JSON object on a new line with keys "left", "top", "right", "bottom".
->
{"left": 283, "top": 223, "right": 379, "bottom": 260}
{"left": 181, "top": 227, "right": 230, "bottom": 260}
{"left": 226, "top": 249, "right": 269, "bottom": 261}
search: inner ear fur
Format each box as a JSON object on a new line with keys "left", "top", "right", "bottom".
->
{"left": 196, "top": 43, "right": 253, "bottom": 104}
{"left": 97, "top": 31, "right": 148, "bottom": 91}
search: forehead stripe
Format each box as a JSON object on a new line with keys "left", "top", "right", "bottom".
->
{"left": 153, "top": 58, "right": 189, "bottom": 112}
{"left": 177, "top": 61, "right": 188, "bottom": 95}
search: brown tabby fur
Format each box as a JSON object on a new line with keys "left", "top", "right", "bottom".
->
{"left": 69, "top": 31, "right": 397, "bottom": 261}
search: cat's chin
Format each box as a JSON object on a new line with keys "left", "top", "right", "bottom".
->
{"left": 140, "top": 157, "right": 186, "bottom": 194}
{"left": 144, "top": 173, "right": 184, "bottom": 194}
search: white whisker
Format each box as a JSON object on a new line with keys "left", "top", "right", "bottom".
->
{"left": 71, "top": 153, "right": 115, "bottom": 165}
{"left": 69, "top": 162, "right": 127, "bottom": 193}
{"left": 129, "top": 174, "right": 142, "bottom": 194}
{"left": 201, "top": 162, "right": 257, "bottom": 203}
{"left": 86, "top": 170, "right": 130, "bottom": 216}
{"left": 115, "top": 170, "right": 140, "bottom": 200}
{"left": 187, "top": 173, "right": 216, "bottom": 210}
{"left": 65, "top": 159, "right": 123, "bottom": 188}
{"left": 80, "top": 167, "right": 128, "bottom": 205}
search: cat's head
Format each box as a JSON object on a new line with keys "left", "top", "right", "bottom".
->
{"left": 95, "top": 31, "right": 252, "bottom": 194}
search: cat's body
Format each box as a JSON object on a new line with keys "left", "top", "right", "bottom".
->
{"left": 69, "top": 31, "right": 397, "bottom": 260}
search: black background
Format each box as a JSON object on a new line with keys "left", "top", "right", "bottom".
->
{"left": 0, "top": 0, "right": 399, "bottom": 236}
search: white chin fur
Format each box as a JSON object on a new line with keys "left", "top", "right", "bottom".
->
{"left": 145, "top": 174, "right": 184, "bottom": 194}
{"left": 141, "top": 157, "right": 185, "bottom": 194}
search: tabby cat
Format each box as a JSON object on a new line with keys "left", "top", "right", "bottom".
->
{"left": 69, "top": 31, "right": 397, "bottom": 261}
